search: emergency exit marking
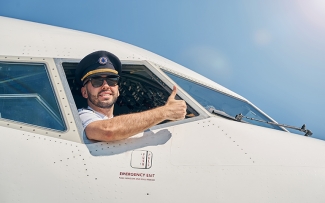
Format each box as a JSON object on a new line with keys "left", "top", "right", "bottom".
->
{"left": 131, "top": 150, "right": 153, "bottom": 169}
{"left": 119, "top": 172, "right": 155, "bottom": 181}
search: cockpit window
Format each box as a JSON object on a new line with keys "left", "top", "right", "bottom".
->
{"left": 163, "top": 71, "right": 284, "bottom": 131}
{"left": 62, "top": 63, "right": 199, "bottom": 121}
{"left": 0, "top": 62, "right": 66, "bottom": 131}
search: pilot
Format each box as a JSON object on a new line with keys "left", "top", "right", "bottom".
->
{"left": 75, "top": 50, "right": 187, "bottom": 142}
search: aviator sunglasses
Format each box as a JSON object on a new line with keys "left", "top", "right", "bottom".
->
{"left": 84, "top": 76, "right": 120, "bottom": 88}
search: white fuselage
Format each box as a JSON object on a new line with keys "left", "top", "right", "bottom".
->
{"left": 0, "top": 16, "right": 324, "bottom": 203}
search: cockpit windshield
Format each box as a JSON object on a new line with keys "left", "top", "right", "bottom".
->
{"left": 163, "top": 71, "right": 285, "bottom": 131}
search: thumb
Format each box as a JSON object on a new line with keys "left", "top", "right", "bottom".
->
{"left": 167, "top": 85, "right": 177, "bottom": 101}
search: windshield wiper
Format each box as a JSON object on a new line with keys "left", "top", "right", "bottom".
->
{"left": 235, "top": 113, "right": 313, "bottom": 137}
{"left": 205, "top": 106, "right": 244, "bottom": 122}
{"left": 205, "top": 106, "right": 312, "bottom": 137}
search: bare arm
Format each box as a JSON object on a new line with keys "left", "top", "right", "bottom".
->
{"left": 85, "top": 86, "right": 186, "bottom": 142}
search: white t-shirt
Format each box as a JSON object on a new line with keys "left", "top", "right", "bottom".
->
{"left": 78, "top": 106, "right": 114, "bottom": 143}
{"left": 78, "top": 106, "right": 113, "bottom": 129}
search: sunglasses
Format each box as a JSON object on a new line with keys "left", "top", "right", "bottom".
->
{"left": 84, "top": 76, "right": 119, "bottom": 88}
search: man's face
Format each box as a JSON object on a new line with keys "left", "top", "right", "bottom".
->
{"left": 81, "top": 75, "right": 119, "bottom": 109}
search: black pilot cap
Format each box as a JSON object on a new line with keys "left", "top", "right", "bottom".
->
{"left": 75, "top": 50, "right": 122, "bottom": 86}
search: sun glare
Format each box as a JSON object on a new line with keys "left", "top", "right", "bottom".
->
{"left": 298, "top": 0, "right": 325, "bottom": 29}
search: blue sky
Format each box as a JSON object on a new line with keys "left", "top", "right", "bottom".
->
{"left": 1, "top": 0, "right": 324, "bottom": 139}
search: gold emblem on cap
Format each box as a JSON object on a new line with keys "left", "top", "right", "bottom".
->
{"left": 81, "top": 69, "right": 118, "bottom": 81}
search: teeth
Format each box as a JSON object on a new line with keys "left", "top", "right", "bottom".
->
{"left": 99, "top": 92, "right": 112, "bottom": 97}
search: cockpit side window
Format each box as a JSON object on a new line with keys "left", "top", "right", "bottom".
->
{"left": 62, "top": 63, "right": 199, "bottom": 120}
{"left": 0, "top": 62, "right": 66, "bottom": 131}
{"left": 163, "top": 70, "right": 285, "bottom": 131}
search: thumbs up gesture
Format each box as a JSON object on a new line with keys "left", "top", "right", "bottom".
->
{"left": 164, "top": 86, "right": 187, "bottom": 121}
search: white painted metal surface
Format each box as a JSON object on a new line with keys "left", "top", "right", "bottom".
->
{"left": 0, "top": 16, "right": 325, "bottom": 203}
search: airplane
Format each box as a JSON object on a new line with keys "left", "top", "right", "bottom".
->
{"left": 0, "top": 16, "right": 324, "bottom": 203}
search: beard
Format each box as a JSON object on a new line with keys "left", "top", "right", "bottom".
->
{"left": 87, "top": 89, "right": 118, "bottom": 109}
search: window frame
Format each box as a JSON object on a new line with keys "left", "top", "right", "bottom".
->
{"left": 0, "top": 55, "right": 82, "bottom": 143}
{"left": 57, "top": 58, "right": 209, "bottom": 135}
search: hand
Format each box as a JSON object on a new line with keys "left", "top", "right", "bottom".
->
{"left": 164, "top": 86, "right": 187, "bottom": 121}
